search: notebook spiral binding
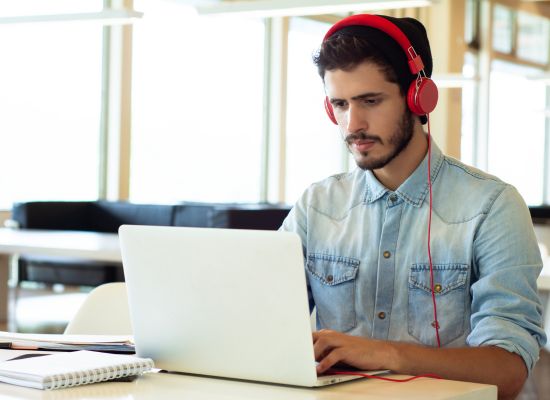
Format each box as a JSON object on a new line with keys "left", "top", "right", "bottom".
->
{"left": 46, "top": 359, "right": 154, "bottom": 390}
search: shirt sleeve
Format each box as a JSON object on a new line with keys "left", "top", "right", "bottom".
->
{"left": 279, "top": 192, "right": 316, "bottom": 313}
{"left": 467, "top": 184, "right": 547, "bottom": 374}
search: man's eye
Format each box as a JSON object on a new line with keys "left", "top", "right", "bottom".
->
{"left": 363, "top": 98, "right": 380, "bottom": 105}
{"left": 365, "top": 99, "right": 382, "bottom": 106}
{"left": 333, "top": 101, "right": 347, "bottom": 109}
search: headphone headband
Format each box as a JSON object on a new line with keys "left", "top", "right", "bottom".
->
{"left": 323, "top": 14, "right": 424, "bottom": 75}
{"left": 321, "top": 14, "right": 438, "bottom": 122}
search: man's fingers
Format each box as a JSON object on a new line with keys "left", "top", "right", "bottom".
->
{"left": 312, "top": 330, "right": 361, "bottom": 372}
{"left": 313, "top": 330, "right": 349, "bottom": 360}
{"left": 312, "top": 329, "right": 333, "bottom": 343}
{"left": 313, "top": 333, "right": 333, "bottom": 361}
{"left": 312, "top": 331, "right": 320, "bottom": 343}
{"left": 313, "top": 332, "right": 375, "bottom": 373}
{"left": 316, "top": 348, "right": 344, "bottom": 375}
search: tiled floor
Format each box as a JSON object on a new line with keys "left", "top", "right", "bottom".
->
{"left": 1, "top": 286, "right": 549, "bottom": 399}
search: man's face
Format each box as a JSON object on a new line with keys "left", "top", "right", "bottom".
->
{"left": 324, "top": 61, "right": 414, "bottom": 170}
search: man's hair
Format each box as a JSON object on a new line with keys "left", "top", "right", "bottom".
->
{"left": 313, "top": 34, "right": 404, "bottom": 96}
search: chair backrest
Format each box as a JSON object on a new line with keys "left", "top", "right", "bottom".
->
{"left": 64, "top": 282, "right": 132, "bottom": 335}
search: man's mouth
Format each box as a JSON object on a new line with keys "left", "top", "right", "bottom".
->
{"left": 350, "top": 139, "right": 376, "bottom": 152}
{"left": 345, "top": 133, "right": 379, "bottom": 152}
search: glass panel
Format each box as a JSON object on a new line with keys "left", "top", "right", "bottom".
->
{"left": 285, "top": 17, "right": 347, "bottom": 204}
{"left": 130, "top": 1, "right": 264, "bottom": 203}
{"left": 492, "top": 4, "right": 513, "bottom": 54}
{"left": 486, "top": 60, "right": 546, "bottom": 205}
{"left": 517, "top": 11, "right": 549, "bottom": 64}
{"left": 0, "top": 3, "right": 103, "bottom": 209}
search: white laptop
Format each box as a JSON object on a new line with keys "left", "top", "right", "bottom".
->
{"left": 119, "top": 225, "right": 387, "bottom": 387}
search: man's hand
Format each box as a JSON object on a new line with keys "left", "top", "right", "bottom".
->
{"left": 313, "top": 329, "right": 395, "bottom": 374}
{"left": 312, "top": 330, "right": 527, "bottom": 400}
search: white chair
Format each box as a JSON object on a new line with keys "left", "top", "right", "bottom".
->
{"left": 64, "top": 282, "right": 132, "bottom": 335}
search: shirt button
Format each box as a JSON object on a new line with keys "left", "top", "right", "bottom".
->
{"left": 389, "top": 194, "right": 398, "bottom": 202}
{"left": 383, "top": 251, "right": 391, "bottom": 258}
{"left": 326, "top": 275, "right": 334, "bottom": 283}
{"left": 378, "top": 312, "right": 386, "bottom": 320}
{"left": 434, "top": 284, "right": 442, "bottom": 293}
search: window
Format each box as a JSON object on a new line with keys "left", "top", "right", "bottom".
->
{"left": 486, "top": 60, "right": 547, "bottom": 205}
{"left": 0, "top": 1, "right": 103, "bottom": 209}
{"left": 517, "top": 11, "right": 550, "bottom": 65}
{"left": 285, "top": 17, "right": 348, "bottom": 204}
{"left": 130, "top": 1, "right": 265, "bottom": 203}
{"left": 470, "top": 4, "right": 550, "bottom": 205}
{"left": 492, "top": 4, "right": 514, "bottom": 54}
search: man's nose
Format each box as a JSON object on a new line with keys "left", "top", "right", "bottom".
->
{"left": 346, "top": 104, "right": 367, "bottom": 134}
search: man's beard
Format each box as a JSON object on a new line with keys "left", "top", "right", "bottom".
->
{"left": 344, "top": 110, "right": 415, "bottom": 170}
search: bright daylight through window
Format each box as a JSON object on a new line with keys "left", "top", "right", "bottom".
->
{"left": 130, "top": 1, "right": 264, "bottom": 203}
{"left": 0, "top": 0, "right": 103, "bottom": 209}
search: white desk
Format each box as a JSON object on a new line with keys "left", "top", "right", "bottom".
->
{"left": 0, "top": 353, "right": 497, "bottom": 400}
{"left": 0, "top": 228, "right": 121, "bottom": 323}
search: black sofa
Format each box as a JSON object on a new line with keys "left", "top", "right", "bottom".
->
{"left": 529, "top": 206, "right": 550, "bottom": 224}
{"left": 11, "top": 201, "right": 291, "bottom": 287}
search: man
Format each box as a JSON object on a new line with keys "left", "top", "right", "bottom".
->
{"left": 280, "top": 14, "right": 546, "bottom": 400}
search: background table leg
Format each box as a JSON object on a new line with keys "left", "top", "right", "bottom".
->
{"left": 0, "top": 254, "right": 10, "bottom": 324}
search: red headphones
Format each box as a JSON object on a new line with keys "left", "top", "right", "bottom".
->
{"left": 322, "top": 14, "right": 438, "bottom": 125}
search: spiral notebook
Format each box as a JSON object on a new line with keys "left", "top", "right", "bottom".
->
{"left": 0, "top": 350, "right": 154, "bottom": 390}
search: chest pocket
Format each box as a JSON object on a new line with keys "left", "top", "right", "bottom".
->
{"left": 408, "top": 263, "right": 470, "bottom": 347}
{"left": 306, "top": 254, "right": 359, "bottom": 332}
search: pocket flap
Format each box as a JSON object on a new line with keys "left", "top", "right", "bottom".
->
{"left": 409, "top": 263, "right": 468, "bottom": 295}
{"left": 306, "top": 254, "right": 359, "bottom": 286}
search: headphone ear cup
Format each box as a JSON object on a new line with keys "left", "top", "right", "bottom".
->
{"left": 407, "top": 77, "right": 438, "bottom": 116}
{"left": 324, "top": 96, "right": 338, "bottom": 125}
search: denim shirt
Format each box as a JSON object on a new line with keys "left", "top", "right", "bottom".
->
{"left": 281, "top": 141, "right": 546, "bottom": 374}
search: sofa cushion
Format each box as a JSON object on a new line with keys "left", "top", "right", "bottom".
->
{"left": 18, "top": 256, "right": 124, "bottom": 287}
{"left": 172, "top": 203, "right": 291, "bottom": 230}
{"left": 172, "top": 203, "right": 217, "bottom": 227}
{"left": 209, "top": 205, "right": 290, "bottom": 230}
{"left": 89, "top": 201, "right": 175, "bottom": 233}
{"left": 529, "top": 206, "right": 550, "bottom": 223}
{"left": 12, "top": 201, "right": 92, "bottom": 230}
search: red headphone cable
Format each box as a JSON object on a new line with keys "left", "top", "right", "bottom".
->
{"left": 427, "top": 114, "right": 441, "bottom": 348}
{"left": 327, "top": 370, "right": 442, "bottom": 382}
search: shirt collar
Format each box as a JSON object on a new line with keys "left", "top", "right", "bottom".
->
{"left": 363, "top": 139, "right": 444, "bottom": 207}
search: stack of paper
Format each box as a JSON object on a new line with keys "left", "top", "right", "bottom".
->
{"left": 0, "top": 332, "right": 134, "bottom": 354}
